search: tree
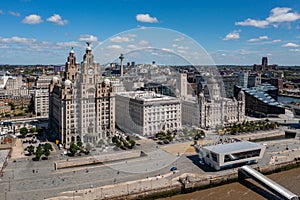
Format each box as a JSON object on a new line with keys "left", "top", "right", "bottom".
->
{"left": 43, "top": 149, "right": 50, "bottom": 159}
{"left": 30, "top": 127, "right": 36, "bottom": 134}
{"left": 20, "top": 127, "right": 28, "bottom": 138}
{"left": 26, "top": 145, "right": 35, "bottom": 155}
{"left": 44, "top": 143, "right": 53, "bottom": 151}
{"left": 69, "top": 142, "right": 78, "bottom": 156}
{"left": 112, "top": 135, "right": 118, "bottom": 143}
{"left": 126, "top": 135, "right": 131, "bottom": 141}
{"left": 77, "top": 140, "right": 83, "bottom": 148}
{"left": 35, "top": 145, "right": 43, "bottom": 160}
{"left": 129, "top": 139, "right": 136, "bottom": 149}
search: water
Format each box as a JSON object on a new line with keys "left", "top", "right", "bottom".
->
{"left": 161, "top": 167, "right": 300, "bottom": 200}
{"left": 278, "top": 95, "right": 300, "bottom": 103}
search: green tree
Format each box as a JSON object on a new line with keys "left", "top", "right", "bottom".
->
{"left": 30, "top": 127, "right": 36, "bottom": 134}
{"left": 20, "top": 127, "right": 28, "bottom": 138}
{"left": 35, "top": 145, "right": 43, "bottom": 160}
{"left": 129, "top": 139, "right": 136, "bottom": 149}
{"left": 69, "top": 142, "right": 78, "bottom": 156}
{"left": 112, "top": 135, "right": 118, "bottom": 143}
{"left": 43, "top": 149, "right": 50, "bottom": 159}
{"left": 77, "top": 140, "right": 83, "bottom": 148}
{"left": 26, "top": 145, "right": 35, "bottom": 155}
{"left": 44, "top": 143, "right": 53, "bottom": 151}
{"left": 126, "top": 135, "right": 131, "bottom": 141}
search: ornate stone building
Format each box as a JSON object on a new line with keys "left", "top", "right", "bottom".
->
{"left": 49, "top": 46, "right": 115, "bottom": 147}
{"left": 182, "top": 76, "right": 245, "bottom": 129}
{"left": 116, "top": 91, "right": 181, "bottom": 136}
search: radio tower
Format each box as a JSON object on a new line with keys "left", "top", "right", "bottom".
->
{"left": 119, "top": 54, "right": 124, "bottom": 77}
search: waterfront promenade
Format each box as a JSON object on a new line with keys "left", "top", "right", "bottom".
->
{"left": 1, "top": 129, "right": 300, "bottom": 200}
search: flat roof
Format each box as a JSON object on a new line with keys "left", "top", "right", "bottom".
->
{"left": 203, "top": 141, "right": 263, "bottom": 155}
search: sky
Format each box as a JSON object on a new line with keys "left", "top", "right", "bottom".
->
{"left": 0, "top": 0, "right": 300, "bottom": 65}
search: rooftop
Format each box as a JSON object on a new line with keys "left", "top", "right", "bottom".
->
{"left": 203, "top": 141, "right": 263, "bottom": 155}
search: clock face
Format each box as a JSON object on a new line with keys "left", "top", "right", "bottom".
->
{"left": 88, "top": 68, "right": 94, "bottom": 75}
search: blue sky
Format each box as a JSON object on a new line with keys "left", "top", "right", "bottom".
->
{"left": 0, "top": 0, "right": 299, "bottom": 65}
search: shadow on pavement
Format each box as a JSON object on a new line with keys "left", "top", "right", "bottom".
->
{"left": 186, "top": 154, "right": 216, "bottom": 172}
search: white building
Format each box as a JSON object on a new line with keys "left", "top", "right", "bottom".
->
{"left": 32, "top": 69, "right": 53, "bottom": 116}
{"left": 198, "top": 141, "right": 266, "bottom": 170}
{"left": 182, "top": 76, "right": 245, "bottom": 129}
{"left": 116, "top": 91, "right": 181, "bottom": 136}
{"left": 176, "top": 73, "right": 187, "bottom": 98}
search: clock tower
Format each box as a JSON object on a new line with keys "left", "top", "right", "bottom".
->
{"left": 81, "top": 43, "right": 99, "bottom": 84}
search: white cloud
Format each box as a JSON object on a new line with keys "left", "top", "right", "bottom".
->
{"left": 136, "top": 13, "right": 158, "bottom": 23}
{"left": 47, "top": 14, "right": 68, "bottom": 25}
{"left": 272, "top": 39, "right": 281, "bottom": 43}
{"left": 22, "top": 14, "right": 43, "bottom": 25}
{"left": 282, "top": 42, "right": 299, "bottom": 47}
{"left": 127, "top": 44, "right": 137, "bottom": 49}
{"left": 77, "top": 35, "right": 98, "bottom": 42}
{"left": 56, "top": 41, "right": 82, "bottom": 48}
{"left": 0, "top": 10, "right": 3, "bottom": 15}
{"left": 223, "top": 30, "right": 241, "bottom": 41}
{"left": 236, "top": 7, "right": 300, "bottom": 28}
{"left": 109, "top": 36, "right": 134, "bottom": 43}
{"left": 138, "top": 40, "right": 149, "bottom": 46}
{"left": 106, "top": 45, "right": 122, "bottom": 50}
{"left": 289, "top": 49, "right": 300, "bottom": 52}
{"left": 235, "top": 18, "right": 269, "bottom": 28}
{"left": 267, "top": 7, "right": 300, "bottom": 23}
{"left": 177, "top": 46, "right": 189, "bottom": 50}
{"left": 174, "top": 37, "right": 185, "bottom": 42}
{"left": 9, "top": 11, "right": 20, "bottom": 17}
{"left": 0, "top": 36, "right": 36, "bottom": 43}
{"left": 247, "top": 36, "right": 269, "bottom": 42}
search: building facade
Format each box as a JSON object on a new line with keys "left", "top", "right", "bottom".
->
{"left": 115, "top": 91, "right": 181, "bottom": 136}
{"left": 49, "top": 47, "right": 115, "bottom": 147}
{"left": 185, "top": 76, "right": 245, "bottom": 129}
{"left": 32, "top": 69, "right": 53, "bottom": 116}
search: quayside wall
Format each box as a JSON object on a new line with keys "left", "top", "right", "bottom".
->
{"left": 107, "top": 159, "right": 300, "bottom": 200}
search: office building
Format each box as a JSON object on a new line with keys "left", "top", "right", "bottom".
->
{"left": 115, "top": 91, "right": 181, "bottom": 136}
{"left": 49, "top": 46, "right": 115, "bottom": 147}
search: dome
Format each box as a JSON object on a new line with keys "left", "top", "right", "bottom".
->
{"left": 86, "top": 46, "right": 92, "bottom": 51}
{"left": 52, "top": 76, "right": 59, "bottom": 83}
{"left": 70, "top": 50, "right": 75, "bottom": 54}
{"left": 64, "top": 79, "right": 72, "bottom": 86}
{"left": 104, "top": 79, "right": 110, "bottom": 85}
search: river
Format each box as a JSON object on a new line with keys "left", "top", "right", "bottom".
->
{"left": 161, "top": 167, "right": 300, "bottom": 200}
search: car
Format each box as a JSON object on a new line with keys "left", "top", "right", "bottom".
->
{"left": 170, "top": 166, "right": 177, "bottom": 171}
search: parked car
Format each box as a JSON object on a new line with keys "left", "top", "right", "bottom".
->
{"left": 170, "top": 166, "right": 177, "bottom": 171}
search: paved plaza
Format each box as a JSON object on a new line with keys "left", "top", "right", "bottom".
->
{"left": 0, "top": 133, "right": 300, "bottom": 200}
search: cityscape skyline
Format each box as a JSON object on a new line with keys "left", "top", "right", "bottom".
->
{"left": 0, "top": 0, "right": 300, "bottom": 65}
